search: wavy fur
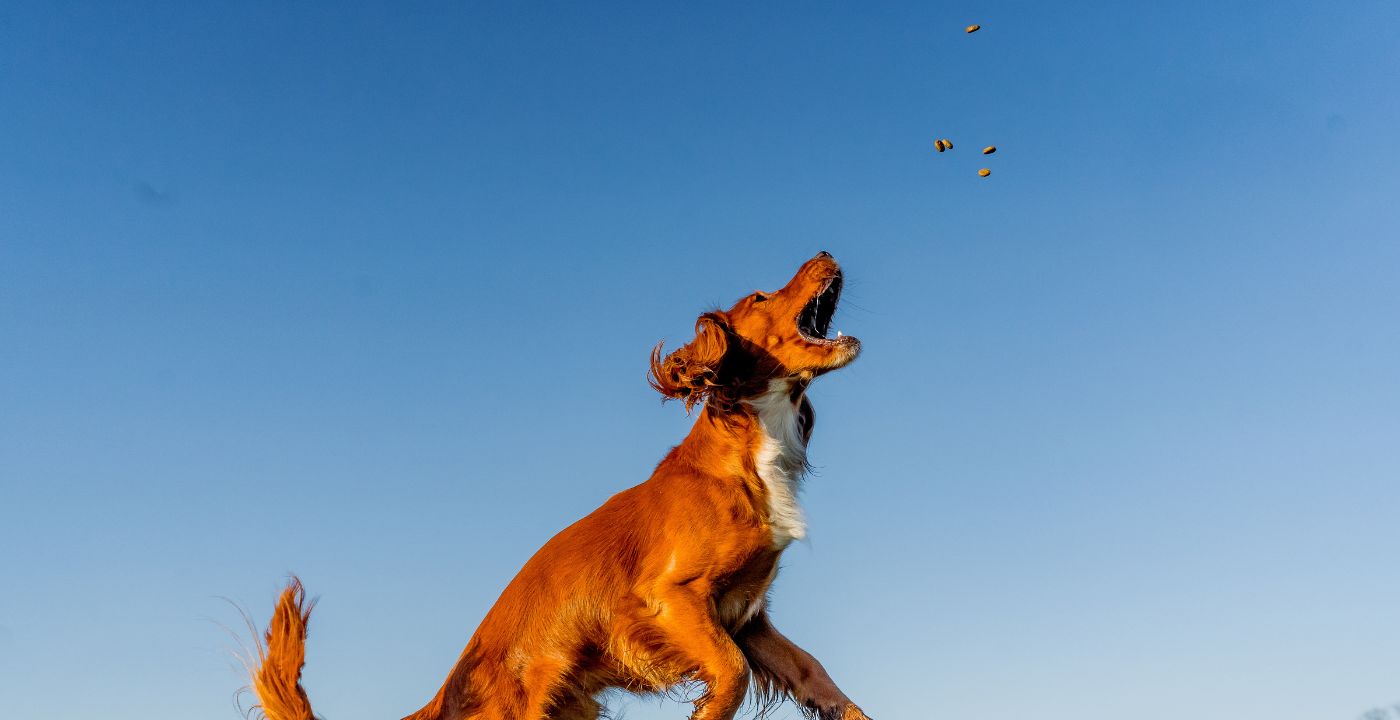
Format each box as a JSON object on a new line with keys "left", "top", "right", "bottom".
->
{"left": 242, "top": 253, "right": 870, "bottom": 720}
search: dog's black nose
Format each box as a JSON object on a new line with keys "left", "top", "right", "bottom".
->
{"left": 816, "top": 250, "right": 832, "bottom": 258}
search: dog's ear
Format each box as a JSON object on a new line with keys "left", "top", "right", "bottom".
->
{"left": 648, "top": 312, "right": 731, "bottom": 411}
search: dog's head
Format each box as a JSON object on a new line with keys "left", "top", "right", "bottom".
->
{"left": 649, "top": 252, "right": 861, "bottom": 410}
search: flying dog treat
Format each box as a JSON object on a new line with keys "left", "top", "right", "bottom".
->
{"left": 978, "top": 168, "right": 991, "bottom": 177}
{"left": 982, "top": 146, "right": 996, "bottom": 155}
{"left": 935, "top": 139, "right": 947, "bottom": 152}
{"left": 942, "top": 138, "right": 954, "bottom": 150}
{"left": 966, "top": 24, "right": 980, "bottom": 33}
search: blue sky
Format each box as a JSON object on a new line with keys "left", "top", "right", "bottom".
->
{"left": 2, "top": 2, "right": 1399, "bottom": 719}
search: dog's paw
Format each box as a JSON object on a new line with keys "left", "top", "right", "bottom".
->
{"left": 817, "top": 703, "right": 872, "bottom": 720}
{"left": 841, "top": 705, "right": 873, "bottom": 720}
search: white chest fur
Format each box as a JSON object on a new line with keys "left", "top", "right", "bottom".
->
{"left": 745, "top": 379, "right": 809, "bottom": 548}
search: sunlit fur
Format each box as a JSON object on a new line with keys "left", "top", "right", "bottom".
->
{"left": 249, "top": 579, "right": 315, "bottom": 720}
{"left": 244, "top": 253, "right": 871, "bottom": 720}
{"left": 747, "top": 379, "right": 810, "bottom": 548}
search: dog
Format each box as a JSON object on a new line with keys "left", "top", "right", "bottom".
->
{"left": 246, "top": 252, "right": 870, "bottom": 720}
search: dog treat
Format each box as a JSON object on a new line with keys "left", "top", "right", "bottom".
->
{"left": 942, "top": 138, "right": 953, "bottom": 150}
{"left": 978, "top": 168, "right": 991, "bottom": 177}
{"left": 966, "top": 24, "right": 980, "bottom": 33}
{"left": 982, "top": 146, "right": 996, "bottom": 155}
{"left": 935, "top": 139, "right": 947, "bottom": 152}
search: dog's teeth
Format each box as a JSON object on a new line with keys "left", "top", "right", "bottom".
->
{"left": 836, "top": 330, "right": 842, "bottom": 338}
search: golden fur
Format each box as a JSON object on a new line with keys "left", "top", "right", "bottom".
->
{"left": 246, "top": 253, "right": 870, "bottom": 720}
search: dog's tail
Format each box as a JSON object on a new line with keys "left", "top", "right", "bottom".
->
{"left": 247, "top": 578, "right": 318, "bottom": 720}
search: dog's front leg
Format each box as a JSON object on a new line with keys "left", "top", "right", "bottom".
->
{"left": 735, "top": 613, "right": 871, "bottom": 720}
{"left": 633, "top": 589, "right": 751, "bottom": 720}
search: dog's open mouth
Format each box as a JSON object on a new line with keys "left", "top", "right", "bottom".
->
{"left": 797, "top": 272, "right": 843, "bottom": 342}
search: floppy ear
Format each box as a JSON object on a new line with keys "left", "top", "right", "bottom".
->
{"left": 648, "top": 312, "right": 731, "bottom": 411}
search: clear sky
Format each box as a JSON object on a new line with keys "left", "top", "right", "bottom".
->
{"left": 2, "top": 2, "right": 1399, "bottom": 719}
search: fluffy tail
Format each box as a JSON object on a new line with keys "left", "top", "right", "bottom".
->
{"left": 248, "top": 578, "right": 318, "bottom": 720}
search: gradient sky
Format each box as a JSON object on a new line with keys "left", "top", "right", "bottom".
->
{"left": 3, "top": 2, "right": 1399, "bottom": 720}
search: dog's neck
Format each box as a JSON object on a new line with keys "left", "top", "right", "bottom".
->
{"left": 677, "top": 378, "right": 812, "bottom": 549}
{"left": 744, "top": 379, "right": 810, "bottom": 548}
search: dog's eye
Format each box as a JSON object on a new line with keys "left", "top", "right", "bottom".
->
{"left": 751, "top": 293, "right": 768, "bottom": 302}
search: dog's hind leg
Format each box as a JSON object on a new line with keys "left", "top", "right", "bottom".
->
{"left": 516, "top": 654, "right": 577, "bottom": 720}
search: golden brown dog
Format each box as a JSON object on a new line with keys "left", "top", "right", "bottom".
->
{"left": 247, "top": 252, "right": 871, "bottom": 720}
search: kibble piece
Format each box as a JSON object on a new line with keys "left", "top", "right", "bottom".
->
{"left": 935, "top": 139, "right": 947, "bottom": 152}
{"left": 982, "top": 146, "right": 996, "bottom": 155}
{"left": 978, "top": 168, "right": 991, "bottom": 177}
{"left": 966, "top": 24, "right": 980, "bottom": 33}
{"left": 943, "top": 138, "right": 954, "bottom": 150}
